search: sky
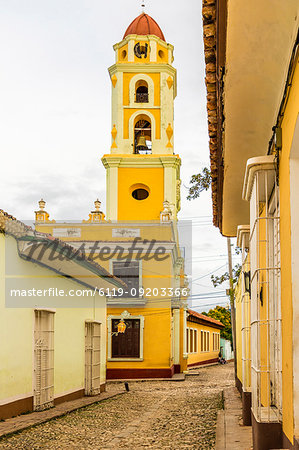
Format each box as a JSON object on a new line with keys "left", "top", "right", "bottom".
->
{"left": 0, "top": 0, "right": 240, "bottom": 311}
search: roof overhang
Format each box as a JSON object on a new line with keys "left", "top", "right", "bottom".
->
{"left": 236, "top": 225, "right": 250, "bottom": 250}
{"left": 17, "top": 236, "right": 125, "bottom": 291}
{"left": 242, "top": 155, "right": 276, "bottom": 202}
{"left": 203, "top": 0, "right": 299, "bottom": 236}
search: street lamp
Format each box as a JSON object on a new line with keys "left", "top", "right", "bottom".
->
{"left": 111, "top": 319, "right": 127, "bottom": 336}
{"left": 117, "top": 319, "right": 126, "bottom": 334}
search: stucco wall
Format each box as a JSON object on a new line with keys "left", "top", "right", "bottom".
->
{"left": 0, "top": 234, "right": 107, "bottom": 410}
{"left": 187, "top": 320, "right": 220, "bottom": 366}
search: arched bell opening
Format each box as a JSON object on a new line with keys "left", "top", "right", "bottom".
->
{"left": 135, "top": 80, "right": 149, "bottom": 103}
{"left": 134, "top": 115, "right": 152, "bottom": 155}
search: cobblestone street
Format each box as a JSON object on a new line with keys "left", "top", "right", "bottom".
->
{"left": 0, "top": 363, "right": 234, "bottom": 449}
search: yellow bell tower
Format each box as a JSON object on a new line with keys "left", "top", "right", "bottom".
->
{"left": 102, "top": 12, "right": 181, "bottom": 222}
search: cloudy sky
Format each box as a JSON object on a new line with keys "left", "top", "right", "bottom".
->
{"left": 0, "top": 0, "right": 239, "bottom": 310}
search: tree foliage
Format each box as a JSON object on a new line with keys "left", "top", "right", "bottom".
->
{"left": 187, "top": 167, "right": 212, "bottom": 200}
{"left": 202, "top": 305, "right": 232, "bottom": 342}
{"left": 211, "top": 263, "right": 241, "bottom": 288}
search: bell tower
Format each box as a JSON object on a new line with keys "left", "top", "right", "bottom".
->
{"left": 102, "top": 12, "right": 181, "bottom": 221}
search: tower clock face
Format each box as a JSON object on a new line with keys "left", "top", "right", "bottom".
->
{"left": 134, "top": 42, "right": 148, "bottom": 58}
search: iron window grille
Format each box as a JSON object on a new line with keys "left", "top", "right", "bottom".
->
{"left": 249, "top": 166, "right": 282, "bottom": 423}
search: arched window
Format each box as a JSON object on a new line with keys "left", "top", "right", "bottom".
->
{"left": 135, "top": 80, "right": 148, "bottom": 103}
{"left": 134, "top": 116, "right": 152, "bottom": 154}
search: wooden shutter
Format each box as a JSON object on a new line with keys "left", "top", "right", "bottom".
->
{"left": 112, "top": 319, "right": 140, "bottom": 358}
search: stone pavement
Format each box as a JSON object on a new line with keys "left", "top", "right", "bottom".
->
{"left": 0, "top": 364, "right": 235, "bottom": 449}
{"left": 0, "top": 389, "right": 124, "bottom": 439}
{"left": 216, "top": 386, "right": 252, "bottom": 450}
{"left": 185, "top": 362, "right": 219, "bottom": 375}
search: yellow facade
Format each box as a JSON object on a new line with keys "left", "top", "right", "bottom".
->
{"left": 186, "top": 312, "right": 222, "bottom": 367}
{"left": 36, "top": 215, "right": 188, "bottom": 379}
{"left": 235, "top": 226, "right": 251, "bottom": 401}
{"left": 202, "top": 0, "right": 299, "bottom": 446}
{"left": 114, "top": 36, "right": 173, "bottom": 66}
{"left": 106, "top": 19, "right": 186, "bottom": 378}
{"left": 238, "top": 57, "right": 299, "bottom": 442}
{"left": 277, "top": 56, "right": 299, "bottom": 444}
{"left": 106, "top": 307, "right": 172, "bottom": 372}
{"left": 35, "top": 14, "right": 188, "bottom": 379}
{"left": 235, "top": 276, "right": 243, "bottom": 384}
{"left": 0, "top": 225, "right": 113, "bottom": 420}
{"left": 122, "top": 72, "right": 160, "bottom": 106}
{"left": 117, "top": 167, "right": 164, "bottom": 220}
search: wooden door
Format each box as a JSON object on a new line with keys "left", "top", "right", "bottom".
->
{"left": 112, "top": 319, "right": 140, "bottom": 358}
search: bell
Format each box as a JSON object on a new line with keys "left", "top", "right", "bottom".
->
{"left": 136, "top": 133, "right": 148, "bottom": 150}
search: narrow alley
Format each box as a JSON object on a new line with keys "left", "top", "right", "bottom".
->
{"left": 0, "top": 364, "right": 234, "bottom": 449}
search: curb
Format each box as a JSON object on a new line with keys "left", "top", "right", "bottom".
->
{"left": 0, "top": 391, "right": 125, "bottom": 440}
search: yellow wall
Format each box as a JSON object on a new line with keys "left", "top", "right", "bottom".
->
{"left": 117, "top": 167, "right": 164, "bottom": 220}
{"left": 123, "top": 108, "right": 161, "bottom": 139}
{"left": 36, "top": 221, "right": 173, "bottom": 243}
{"left": 123, "top": 72, "right": 160, "bottom": 106}
{"left": 117, "top": 44, "right": 128, "bottom": 63}
{"left": 107, "top": 307, "right": 172, "bottom": 369}
{"left": 157, "top": 44, "right": 168, "bottom": 63}
{"left": 54, "top": 303, "right": 106, "bottom": 396}
{"left": 35, "top": 220, "right": 181, "bottom": 373}
{"left": 0, "top": 234, "right": 33, "bottom": 402}
{"left": 186, "top": 320, "right": 221, "bottom": 366}
{"left": 278, "top": 57, "right": 299, "bottom": 443}
{"left": 242, "top": 253, "right": 251, "bottom": 390}
{"left": 0, "top": 234, "right": 107, "bottom": 412}
{"left": 235, "top": 275, "right": 243, "bottom": 384}
{"left": 257, "top": 207, "right": 270, "bottom": 408}
{"left": 180, "top": 308, "right": 188, "bottom": 372}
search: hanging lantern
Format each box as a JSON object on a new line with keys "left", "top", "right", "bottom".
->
{"left": 117, "top": 319, "right": 126, "bottom": 334}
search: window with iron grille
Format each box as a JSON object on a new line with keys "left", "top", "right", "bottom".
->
{"left": 111, "top": 319, "right": 140, "bottom": 358}
{"left": 85, "top": 321, "right": 101, "bottom": 396}
{"left": 34, "top": 309, "right": 55, "bottom": 411}
{"left": 238, "top": 231, "right": 251, "bottom": 394}
{"left": 245, "top": 158, "right": 282, "bottom": 423}
{"left": 112, "top": 261, "right": 140, "bottom": 298}
{"left": 135, "top": 81, "right": 149, "bottom": 103}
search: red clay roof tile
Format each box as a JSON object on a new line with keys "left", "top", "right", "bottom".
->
{"left": 188, "top": 308, "right": 224, "bottom": 328}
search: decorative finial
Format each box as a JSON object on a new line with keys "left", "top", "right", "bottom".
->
{"left": 35, "top": 199, "right": 55, "bottom": 223}
{"left": 94, "top": 199, "right": 101, "bottom": 211}
{"left": 82, "top": 199, "right": 105, "bottom": 223}
{"left": 141, "top": 1, "right": 145, "bottom": 12}
{"left": 38, "top": 199, "right": 46, "bottom": 210}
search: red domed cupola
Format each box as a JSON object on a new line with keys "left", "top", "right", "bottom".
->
{"left": 123, "top": 13, "right": 165, "bottom": 41}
